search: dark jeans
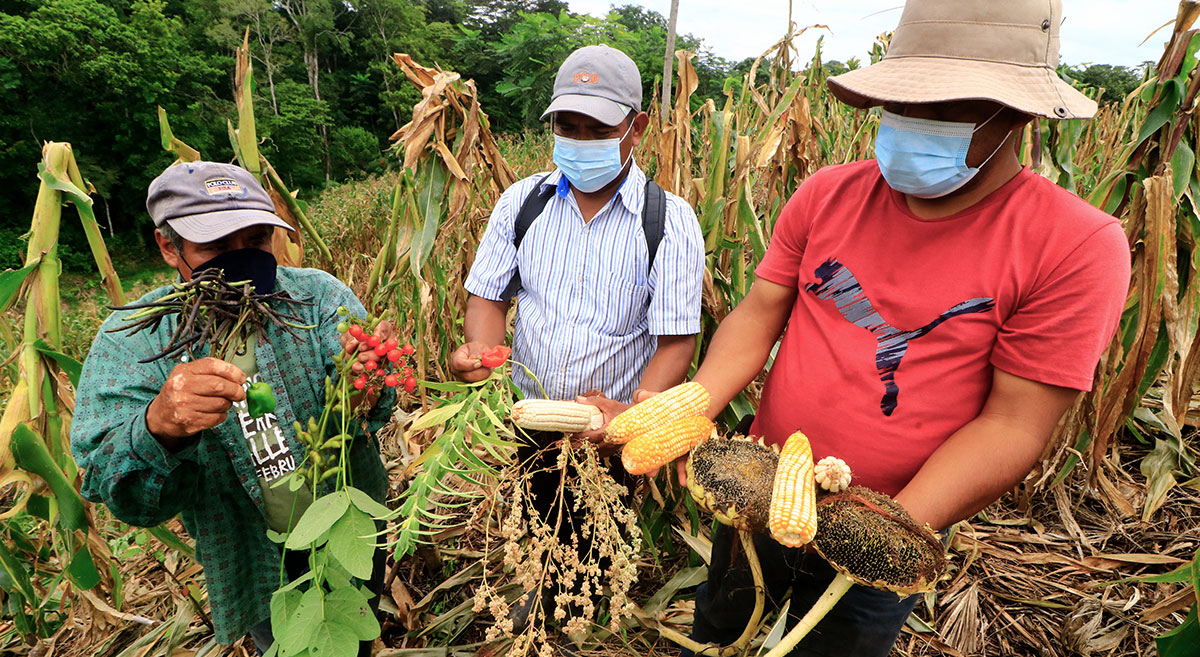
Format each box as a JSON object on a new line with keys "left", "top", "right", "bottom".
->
{"left": 682, "top": 524, "right": 917, "bottom": 657}
{"left": 250, "top": 540, "right": 387, "bottom": 656}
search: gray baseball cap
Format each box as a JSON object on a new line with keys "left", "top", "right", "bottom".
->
{"left": 147, "top": 161, "right": 292, "bottom": 243}
{"left": 541, "top": 45, "right": 642, "bottom": 126}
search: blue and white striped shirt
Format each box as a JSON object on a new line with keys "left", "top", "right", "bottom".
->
{"left": 465, "top": 162, "right": 704, "bottom": 403}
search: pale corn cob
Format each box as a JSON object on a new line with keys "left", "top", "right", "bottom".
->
{"left": 768, "top": 430, "right": 818, "bottom": 548}
{"left": 621, "top": 416, "right": 715, "bottom": 475}
{"left": 814, "top": 456, "right": 852, "bottom": 493}
{"left": 604, "top": 381, "right": 710, "bottom": 445}
{"left": 510, "top": 399, "right": 603, "bottom": 433}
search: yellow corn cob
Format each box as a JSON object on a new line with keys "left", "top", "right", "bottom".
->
{"left": 621, "top": 416, "right": 715, "bottom": 476}
{"left": 510, "top": 399, "right": 603, "bottom": 433}
{"left": 605, "top": 381, "right": 710, "bottom": 445}
{"left": 768, "top": 430, "right": 818, "bottom": 548}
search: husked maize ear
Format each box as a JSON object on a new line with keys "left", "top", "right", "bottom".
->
{"left": 814, "top": 456, "right": 852, "bottom": 493}
{"left": 768, "top": 431, "right": 818, "bottom": 548}
{"left": 510, "top": 399, "right": 603, "bottom": 433}
{"left": 621, "top": 416, "right": 715, "bottom": 475}
{"left": 605, "top": 381, "right": 710, "bottom": 445}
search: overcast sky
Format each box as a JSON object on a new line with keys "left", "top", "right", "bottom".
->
{"left": 566, "top": 1, "right": 1180, "bottom": 68}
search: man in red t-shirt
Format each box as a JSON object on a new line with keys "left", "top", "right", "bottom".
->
{"left": 679, "top": 1, "right": 1131, "bottom": 655}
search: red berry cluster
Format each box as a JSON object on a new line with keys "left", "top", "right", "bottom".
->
{"left": 340, "top": 322, "right": 418, "bottom": 395}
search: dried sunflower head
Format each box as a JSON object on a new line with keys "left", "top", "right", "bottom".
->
{"left": 811, "top": 486, "right": 946, "bottom": 596}
{"left": 686, "top": 436, "right": 778, "bottom": 532}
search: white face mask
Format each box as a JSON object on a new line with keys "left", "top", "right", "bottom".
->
{"left": 874, "top": 107, "right": 1008, "bottom": 199}
{"left": 552, "top": 120, "right": 635, "bottom": 193}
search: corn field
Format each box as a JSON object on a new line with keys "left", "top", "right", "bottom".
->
{"left": 1, "top": 3, "right": 1200, "bottom": 657}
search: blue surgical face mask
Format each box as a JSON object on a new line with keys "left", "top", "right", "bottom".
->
{"left": 874, "top": 108, "right": 1008, "bottom": 199}
{"left": 552, "top": 120, "right": 635, "bottom": 193}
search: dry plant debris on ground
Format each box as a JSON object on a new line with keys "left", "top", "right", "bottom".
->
{"left": 15, "top": 412, "right": 1195, "bottom": 657}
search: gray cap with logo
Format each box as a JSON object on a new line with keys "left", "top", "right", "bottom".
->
{"left": 147, "top": 161, "right": 293, "bottom": 244}
{"left": 540, "top": 45, "right": 642, "bottom": 126}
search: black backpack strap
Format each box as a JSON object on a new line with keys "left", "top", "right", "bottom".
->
{"left": 501, "top": 175, "right": 555, "bottom": 301}
{"left": 643, "top": 179, "right": 667, "bottom": 273}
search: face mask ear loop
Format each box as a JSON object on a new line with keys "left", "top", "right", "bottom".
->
{"left": 972, "top": 106, "right": 1008, "bottom": 134}
{"left": 616, "top": 117, "right": 636, "bottom": 170}
{"left": 970, "top": 107, "right": 1013, "bottom": 171}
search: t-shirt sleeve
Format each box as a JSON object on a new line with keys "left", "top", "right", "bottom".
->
{"left": 648, "top": 197, "right": 704, "bottom": 335}
{"left": 991, "top": 222, "right": 1131, "bottom": 391}
{"left": 755, "top": 174, "right": 818, "bottom": 287}
{"left": 464, "top": 177, "right": 535, "bottom": 301}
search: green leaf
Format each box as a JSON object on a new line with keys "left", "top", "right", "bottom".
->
{"left": 278, "top": 587, "right": 322, "bottom": 657}
{"left": 641, "top": 566, "right": 706, "bottom": 616}
{"left": 410, "top": 400, "right": 466, "bottom": 431}
{"left": 0, "top": 538, "right": 36, "bottom": 601}
{"left": 1173, "top": 139, "right": 1196, "bottom": 200}
{"left": 327, "top": 506, "right": 376, "bottom": 580}
{"left": 1156, "top": 603, "right": 1200, "bottom": 657}
{"left": 285, "top": 492, "right": 349, "bottom": 550}
{"left": 324, "top": 587, "right": 380, "bottom": 641}
{"left": 32, "top": 339, "right": 83, "bottom": 388}
{"left": 308, "top": 620, "right": 358, "bottom": 657}
{"left": 270, "top": 588, "right": 302, "bottom": 633}
{"left": 0, "top": 262, "right": 37, "bottom": 314}
{"left": 147, "top": 524, "right": 195, "bottom": 560}
{"left": 345, "top": 487, "right": 391, "bottom": 519}
{"left": 67, "top": 544, "right": 101, "bottom": 590}
{"left": 1131, "top": 549, "right": 1198, "bottom": 586}
{"left": 1137, "top": 79, "right": 1181, "bottom": 144}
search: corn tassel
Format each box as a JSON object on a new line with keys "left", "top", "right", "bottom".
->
{"left": 769, "top": 430, "right": 818, "bottom": 548}
{"left": 621, "top": 416, "right": 714, "bottom": 476}
{"left": 510, "top": 399, "right": 603, "bottom": 433}
{"left": 605, "top": 381, "right": 710, "bottom": 445}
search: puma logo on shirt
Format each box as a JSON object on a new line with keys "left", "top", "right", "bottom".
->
{"left": 805, "top": 258, "right": 995, "bottom": 416}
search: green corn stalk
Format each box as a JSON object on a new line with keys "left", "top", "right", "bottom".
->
{"left": 0, "top": 142, "right": 126, "bottom": 640}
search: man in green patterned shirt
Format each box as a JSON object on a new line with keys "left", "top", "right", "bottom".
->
{"left": 70, "top": 162, "right": 393, "bottom": 649}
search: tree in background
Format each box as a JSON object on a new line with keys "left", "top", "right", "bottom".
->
{"left": 1060, "top": 62, "right": 1145, "bottom": 105}
{"left": 0, "top": 0, "right": 1148, "bottom": 273}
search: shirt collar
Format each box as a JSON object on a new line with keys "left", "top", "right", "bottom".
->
{"left": 544, "top": 160, "right": 647, "bottom": 215}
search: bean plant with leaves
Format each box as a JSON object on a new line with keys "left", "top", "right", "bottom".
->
{"left": 264, "top": 310, "right": 416, "bottom": 657}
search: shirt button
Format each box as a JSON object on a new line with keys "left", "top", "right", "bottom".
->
{"left": 577, "top": 275, "right": 584, "bottom": 282}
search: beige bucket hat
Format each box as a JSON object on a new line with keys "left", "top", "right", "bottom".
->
{"left": 827, "top": 0, "right": 1098, "bottom": 120}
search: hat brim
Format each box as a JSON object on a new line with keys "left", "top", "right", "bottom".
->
{"left": 540, "top": 94, "right": 630, "bottom": 125}
{"left": 166, "top": 209, "right": 293, "bottom": 244}
{"left": 827, "top": 57, "right": 1098, "bottom": 120}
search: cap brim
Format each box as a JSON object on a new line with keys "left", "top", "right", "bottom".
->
{"left": 827, "top": 58, "right": 1098, "bottom": 120}
{"left": 540, "top": 94, "right": 630, "bottom": 125}
{"left": 166, "top": 209, "right": 293, "bottom": 244}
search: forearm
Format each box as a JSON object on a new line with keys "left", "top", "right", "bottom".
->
{"left": 894, "top": 417, "right": 1049, "bottom": 530}
{"left": 895, "top": 371, "right": 1078, "bottom": 530}
{"left": 637, "top": 334, "right": 696, "bottom": 393}
{"left": 464, "top": 294, "right": 509, "bottom": 346}
{"left": 691, "top": 288, "right": 792, "bottom": 419}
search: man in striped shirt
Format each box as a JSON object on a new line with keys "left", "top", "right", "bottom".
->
{"left": 452, "top": 44, "right": 704, "bottom": 425}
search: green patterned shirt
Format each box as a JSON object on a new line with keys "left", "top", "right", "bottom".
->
{"left": 70, "top": 267, "right": 391, "bottom": 644}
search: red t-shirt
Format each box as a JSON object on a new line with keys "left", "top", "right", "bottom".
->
{"left": 750, "top": 161, "right": 1130, "bottom": 496}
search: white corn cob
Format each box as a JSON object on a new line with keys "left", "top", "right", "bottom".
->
{"left": 510, "top": 399, "right": 603, "bottom": 433}
{"left": 768, "top": 430, "right": 818, "bottom": 548}
{"left": 814, "top": 456, "right": 852, "bottom": 493}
